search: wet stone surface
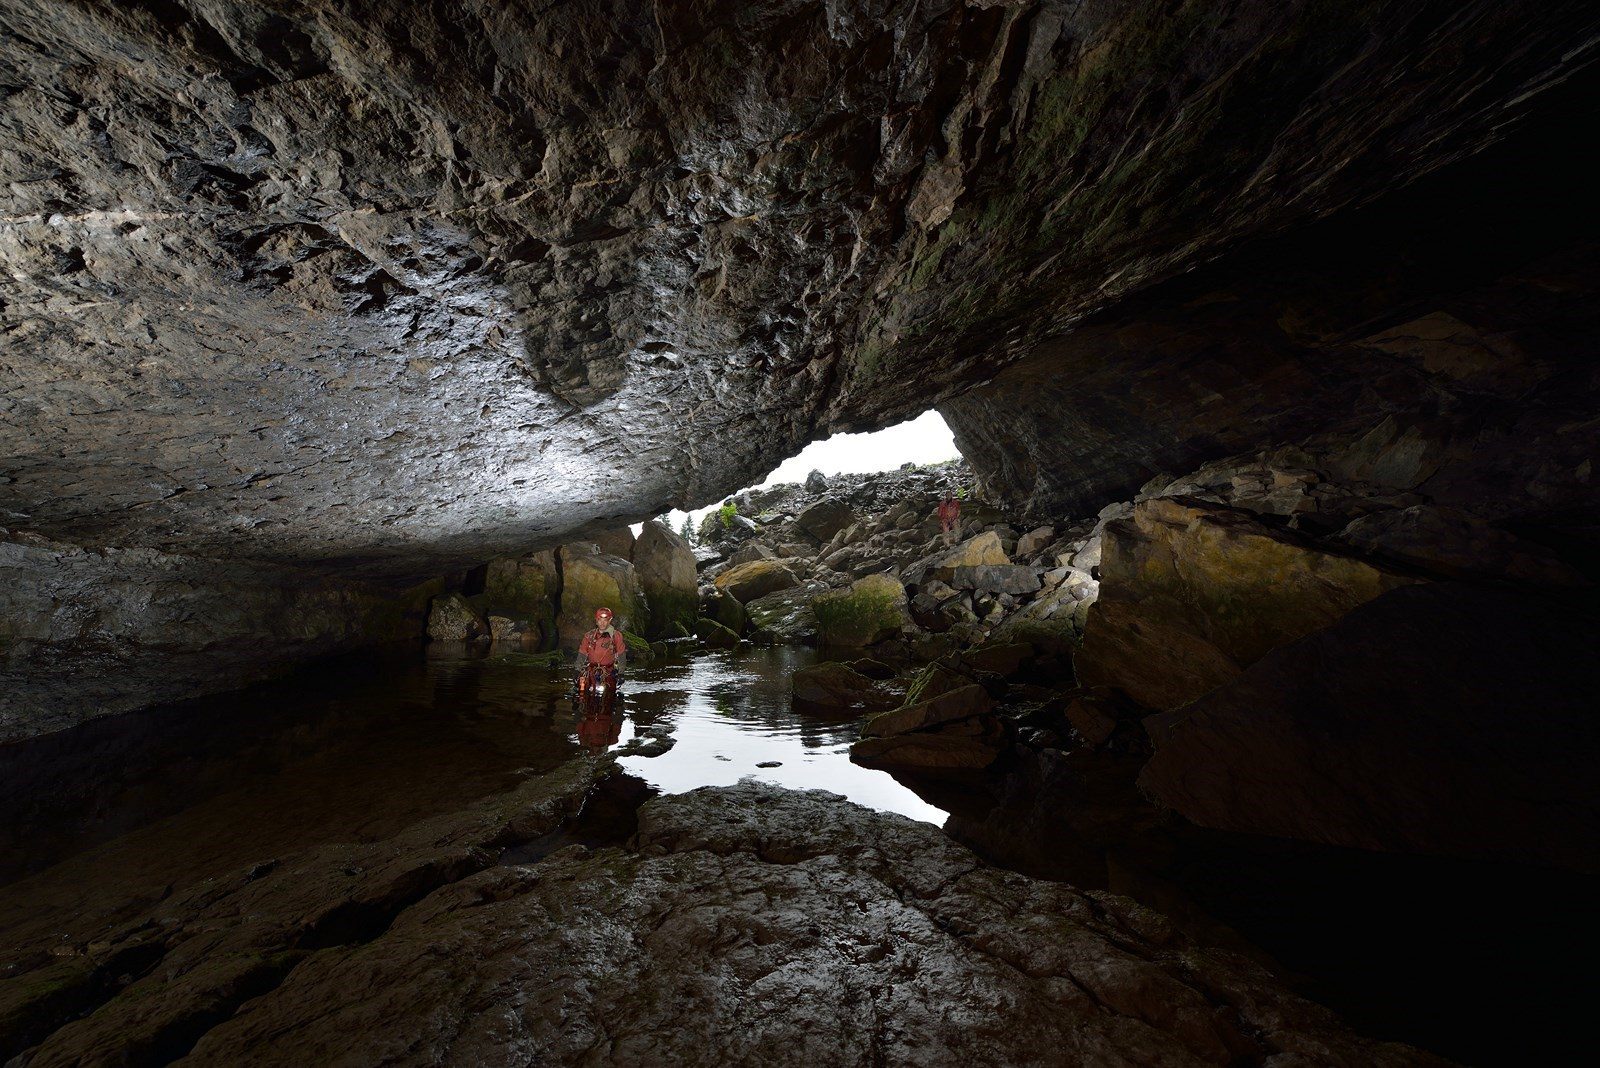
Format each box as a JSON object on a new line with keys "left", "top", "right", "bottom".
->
{"left": 1, "top": 646, "right": 1592, "bottom": 1065}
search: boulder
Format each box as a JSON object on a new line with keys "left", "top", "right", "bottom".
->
{"left": 948, "top": 564, "right": 1042, "bottom": 596}
{"left": 902, "top": 660, "right": 974, "bottom": 706}
{"left": 862, "top": 683, "right": 994, "bottom": 738}
{"left": 1015, "top": 526, "right": 1057, "bottom": 558}
{"left": 851, "top": 725, "right": 1005, "bottom": 771}
{"left": 694, "top": 617, "right": 741, "bottom": 648}
{"left": 794, "top": 497, "right": 857, "bottom": 542}
{"left": 960, "top": 642, "right": 1034, "bottom": 678}
{"left": 1075, "top": 497, "right": 1419, "bottom": 710}
{"left": 847, "top": 658, "right": 895, "bottom": 680}
{"left": 698, "top": 508, "right": 758, "bottom": 546}
{"left": 426, "top": 592, "right": 487, "bottom": 641}
{"left": 622, "top": 631, "right": 654, "bottom": 664}
{"left": 1062, "top": 691, "right": 1122, "bottom": 748}
{"left": 589, "top": 526, "right": 637, "bottom": 559}
{"left": 791, "top": 661, "right": 898, "bottom": 713}
{"left": 487, "top": 615, "right": 536, "bottom": 643}
{"left": 744, "top": 581, "right": 829, "bottom": 645}
{"left": 904, "top": 530, "right": 1011, "bottom": 585}
{"left": 481, "top": 551, "right": 560, "bottom": 647}
{"left": 714, "top": 559, "right": 800, "bottom": 603}
{"left": 556, "top": 543, "right": 648, "bottom": 646}
{"left": 813, "top": 573, "right": 910, "bottom": 648}
{"left": 632, "top": 520, "right": 699, "bottom": 638}
{"left": 1139, "top": 583, "right": 1600, "bottom": 872}
{"left": 726, "top": 542, "right": 776, "bottom": 566}
{"left": 705, "top": 588, "right": 747, "bottom": 636}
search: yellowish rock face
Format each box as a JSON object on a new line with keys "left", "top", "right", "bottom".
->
{"left": 1076, "top": 497, "right": 1420, "bottom": 710}
{"left": 712, "top": 559, "right": 800, "bottom": 603}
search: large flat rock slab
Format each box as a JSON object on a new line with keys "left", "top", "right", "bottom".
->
{"left": 146, "top": 784, "right": 1446, "bottom": 1067}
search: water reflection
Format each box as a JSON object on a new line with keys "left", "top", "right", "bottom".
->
{"left": 0, "top": 644, "right": 945, "bottom": 915}
{"left": 613, "top": 649, "right": 948, "bottom": 825}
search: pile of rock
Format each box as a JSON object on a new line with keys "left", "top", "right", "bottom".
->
{"left": 423, "top": 519, "right": 700, "bottom": 659}
{"left": 688, "top": 460, "right": 1105, "bottom": 658}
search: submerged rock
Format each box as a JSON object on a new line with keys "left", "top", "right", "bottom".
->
{"left": 790, "top": 661, "right": 897, "bottom": 714}
{"left": 850, "top": 727, "right": 1005, "bottom": 772}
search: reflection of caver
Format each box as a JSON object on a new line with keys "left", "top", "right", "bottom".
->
{"left": 575, "top": 704, "right": 622, "bottom": 754}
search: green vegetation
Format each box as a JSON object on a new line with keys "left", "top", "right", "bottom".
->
{"left": 717, "top": 501, "right": 738, "bottom": 528}
{"left": 812, "top": 575, "right": 907, "bottom": 648}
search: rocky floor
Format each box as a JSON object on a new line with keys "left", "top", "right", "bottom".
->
{"left": 2, "top": 772, "right": 1448, "bottom": 1067}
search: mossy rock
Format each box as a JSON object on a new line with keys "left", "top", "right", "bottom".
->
{"left": 482, "top": 554, "right": 559, "bottom": 647}
{"left": 695, "top": 617, "right": 741, "bottom": 648}
{"left": 623, "top": 631, "right": 653, "bottom": 664}
{"left": 714, "top": 559, "right": 799, "bottom": 603}
{"left": 744, "top": 580, "right": 827, "bottom": 645}
{"left": 557, "top": 544, "right": 648, "bottom": 644}
{"left": 707, "top": 589, "right": 747, "bottom": 635}
{"left": 812, "top": 573, "right": 909, "bottom": 648}
{"left": 427, "top": 592, "right": 487, "bottom": 641}
{"left": 902, "top": 661, "right": 973, "bottom": 707}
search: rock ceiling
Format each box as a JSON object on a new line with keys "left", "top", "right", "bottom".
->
{"left": 2, "top": 0, "right": 1597, "bottom": 580}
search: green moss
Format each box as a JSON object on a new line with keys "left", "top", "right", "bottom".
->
{"left": 813, "top": 576, "right": 907, "bottom": 648}
{"left": 622, "top": 631, "right": 653, "bottom": 664}
{"left": 695, "top": 616, "right": 741, "bottom": 648}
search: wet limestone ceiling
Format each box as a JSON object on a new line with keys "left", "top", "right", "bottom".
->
{"left": 2, "top": 0, "right": 1597, "bottom": 580}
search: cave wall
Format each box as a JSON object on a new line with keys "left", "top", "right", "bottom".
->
{"left": 940, "top": 74, "right": 1600, "bottom": 527}
{"left": 0, "top": 530, "right": 432, "bottom": 742}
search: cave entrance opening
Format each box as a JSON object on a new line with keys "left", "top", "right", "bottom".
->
{"left": 654, "top": 409, "right": 962, "bottom": 536}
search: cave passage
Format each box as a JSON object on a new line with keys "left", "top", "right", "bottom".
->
{"left": 5, "top": 0, "right": 1600, "bottom": 1063}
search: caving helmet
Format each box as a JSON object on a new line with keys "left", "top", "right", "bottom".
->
{"left": 594, "top": 607, "right": 614, "bottom": 627}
